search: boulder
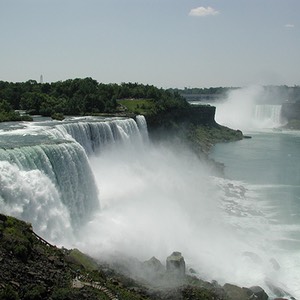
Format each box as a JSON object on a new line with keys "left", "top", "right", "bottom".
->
{"left": 143, "top": 256, "right": 164, "bottom": 273}
{"left": 249, "top": 286, "right": 268, "bottom": 300}
{"left": 223, "top": 283, "right": 249, "bottom": 300}
{"left": 166, "top": 252, "right": 185, "bottom": 276}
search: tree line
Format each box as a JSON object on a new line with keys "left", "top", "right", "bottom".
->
{"left": 0, "top": 78, "right": 188, "bottom": 121}
{"left": 172, "top": 85, "right": 300, "bottom": 102}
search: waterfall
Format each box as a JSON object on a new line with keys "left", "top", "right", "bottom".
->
{"left": 136, "top": 115, "right": 149, "bottom": 142}
{"left": 53, "top": 117, "right": 143, "bottom": 154}
{"left": 0, "top": 160, "right": 72, "bottom": 242}
{"left": 0, "top": 142, "right": 99, "bottom": 230}
{"left": 0, "top": 116, "right": 147, "bottom": 243}
{"left": 254, "top": 105, "right": 283, "bottom": 128}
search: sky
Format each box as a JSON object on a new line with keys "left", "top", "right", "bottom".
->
{"left": 0, "top": 0, "right": 299, "bottom": 88}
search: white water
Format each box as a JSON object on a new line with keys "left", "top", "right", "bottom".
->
{"left": 210, "top": 87, "right": 300, "bottom": 298}
{"left": 214, "top": 86, "right": 285, "bottom": 130}
{"left": 0, "top": 117, "right": 144, "bottom": 243}
{"left": 0, "top": 114, "right": 298, "bottom": 298}
{"left": 0, "top": 161, "right": 72, "bottom": 242}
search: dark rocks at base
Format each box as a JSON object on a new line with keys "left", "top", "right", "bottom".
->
{"left": 248, "top": 286, "right": 268, "bottom": 300}
{"left": 223, "top": 283, "right": 269, "bottom": 300}
{"left": 223, "top": 283, "right": 250, "bottom": 300}
{"left": 166, "top": 252, "right": 186, "bottom": 276}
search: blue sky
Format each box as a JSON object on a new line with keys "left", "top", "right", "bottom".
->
{"left": 1, "top": 0, "right": 299, "bottom": 88}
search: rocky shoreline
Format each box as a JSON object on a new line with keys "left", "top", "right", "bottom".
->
{"left": 0, "top": 214, "right": 296, "bottom": 300}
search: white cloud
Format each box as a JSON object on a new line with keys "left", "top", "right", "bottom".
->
{"left": 285, "top": 24, "right": 294, "bottom": 28}
{"left": 189, "top": 6, "right": 219, "bottom": 17}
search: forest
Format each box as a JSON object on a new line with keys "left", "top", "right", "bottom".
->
{"left": 0, "top": 78, "right": 188, "bottom": 122}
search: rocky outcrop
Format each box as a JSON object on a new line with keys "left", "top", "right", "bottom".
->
{"left": 146, "top": 105, "right": 217, "bottom": 131}
{"left": 248, "top": 286, "right": 268, "bottom": 300}
{"left": 143, "top": 256, "right": 165, "bottom": 273}
{"left": 223, "top": 284, "right": 268, "bottom": 300}
{"left": 223, "top": 283, "right": 250, "bottom": 300}
{"left": 166, "top": 252, "right": 186, "bottom": 276}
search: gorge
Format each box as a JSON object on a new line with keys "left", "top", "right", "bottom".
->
{"left": 0, "top": 102, "right": 298, "bottom": 299}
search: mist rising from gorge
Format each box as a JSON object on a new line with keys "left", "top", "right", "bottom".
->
{"left": 73, "top": 139, "right": 279, "bottom": 288}
{"left": 214, "top": 86, "right": 286, "bottom": 131}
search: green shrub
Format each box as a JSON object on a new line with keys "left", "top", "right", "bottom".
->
{"left": 23, "top": 285, "right": 46, "bottom": 300}
{"left": 0, "top": 285, "right": 19, "bottom": 300}
{"left": 14, "top": 244, "right": 29, "bottom": 262}
{"left": 51, "top": 112, "right": 65, "bottom": 121}
{"left": 51, "top": 288, "right": 71, "bottom": 300}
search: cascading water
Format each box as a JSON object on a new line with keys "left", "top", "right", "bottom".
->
{"left": 53, "top": 117, "right": 144, "bottom": 154}
{"left": 214, "top": 86, "right": 285, "bottom": 130}
{"left": 254, "top": 104, "right": 283, "bottom": 128}
{"left": 0, "top": 160, "right": 72, "bottom": 242}
{"left": 0, "top": 116, "right": 145, "bottom": 244}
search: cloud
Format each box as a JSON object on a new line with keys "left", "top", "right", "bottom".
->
{"left": 189, "top": 6, "right": 219, "bottom": 17}
{"left": 284, "top": 24, "right": 294, "bottom": 28}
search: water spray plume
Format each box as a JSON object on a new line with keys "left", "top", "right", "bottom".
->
{"left": 215, "top": 86, "right": 285, "bottom": 131}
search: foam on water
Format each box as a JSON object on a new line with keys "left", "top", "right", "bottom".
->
{"left": 0, "top": 161, "right": 73, "bottom": 243}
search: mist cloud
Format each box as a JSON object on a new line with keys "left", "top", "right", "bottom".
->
{"left": 189, "top": 6, "right": 219, "bottom": 17}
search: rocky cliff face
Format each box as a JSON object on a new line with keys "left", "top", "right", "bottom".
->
{"left": 146, "top": 105, "right": 216, "bottom": 131}
{"left": 166, "top": 252, "right": 186, "bottom": 277}
{"left": 281, "top": 102, "right": 300, "bottom": 121}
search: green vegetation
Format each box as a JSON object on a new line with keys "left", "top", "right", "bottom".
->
{"left": 0, "top": 78, "right": 188, "bottom": 121}
{"left": 1, "top": 216, "right": 33, "bottom": 262}
{"left": 188, "top": 124, "right": 243, "bottom": 154}
{"left": 0, "top": 99, "right": 32, "bottom": 122}
{"left": 0, "top": 285, "right": 19, "bottom": 300}
{"left": 118, "top": 98, "right": 155, "bottom": 115}
{"left": 51, "top": 112, "right": 65, "bottom": 121}
{"left": 67, "top": 249, "right": 99, "bottom": 271}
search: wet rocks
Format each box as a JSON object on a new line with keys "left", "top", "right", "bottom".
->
{"left": 223, "top": 283, "right": 250, "bottom": 300}
{"left": 248, "top": 286, "right": 268, "bottom": 300}
{"left": 166, "top": 251, "right": 186, "bottom": 276}
{"left": 143, "top": 256, "right": 165, "bottom": 273}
